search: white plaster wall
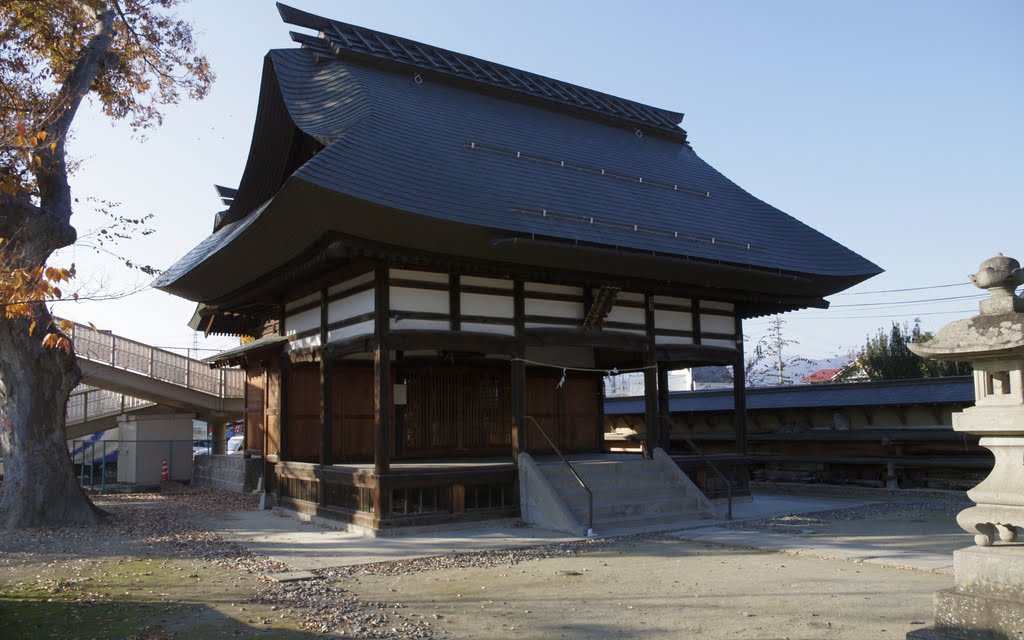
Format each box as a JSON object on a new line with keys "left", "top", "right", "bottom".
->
{"left": 704, "top": 338, "right": 738, "bottom": 350}
{"left": 654, "top": 309, "right": 692, "bottom": 332}
{"left": 284, "top": 307, "right": 319, "bottom": 336}
{"left": 329, "top": 320, "right": 375, "bottom": 342}
{"left": 525, "top": 298, "right": 584, "bottom": 319}
{"left": 390, "top": 286, "right": 448, "bottom": 314}
{"left": 461, "top": 292, "right": 514, "bottom": 318}
{"left": 617, "top": 291, "right": 644, "bottom": 304}
{"left": 328, "top": 289, "right": 375, "bottom": 323}
{"left": 327, "top": 272, "right": 374, "bottom": 297}
{"left": 701, "top": 314, "right": 735, "bottom": 335}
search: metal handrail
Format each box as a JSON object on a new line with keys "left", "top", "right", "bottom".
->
{"left": 524, "top": 415, "right": 596, "bottom": 537}
{"left": 58, "top": 317, "right": 245, "bottom": 399}
{"left": 659, "top": 412, "right": 732, "bottom": 520}
{"left": 66, "top": 386, "right": 155, "bottom": 426}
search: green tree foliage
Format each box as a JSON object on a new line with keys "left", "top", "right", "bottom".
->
{"left": 859, "top": 319, "right": 971, "bottom": 381}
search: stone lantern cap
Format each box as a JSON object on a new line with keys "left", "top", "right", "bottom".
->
{"left": 909, "top": 254, "right": 1024, "bottom": 362}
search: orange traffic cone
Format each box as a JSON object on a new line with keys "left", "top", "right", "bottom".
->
{"left": 160, "top": 458, "right": 170, "bottom": 482}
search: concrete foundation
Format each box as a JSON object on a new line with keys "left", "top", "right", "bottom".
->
{"left": 909, "top": 546, "right": 1024, "bottom": 639}
{"left": 192, "top": 455, "right": 261, "bottom": 493}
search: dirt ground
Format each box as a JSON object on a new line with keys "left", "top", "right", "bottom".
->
{"left": 0, "top": 488, "right": 961, "bottom": 639}
{"left": 348, "top": 536, "right": 947, "bottom": 639}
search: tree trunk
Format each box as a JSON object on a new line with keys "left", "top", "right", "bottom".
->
{"left": 0, "top": 302, "right": 102, "bottom": 528}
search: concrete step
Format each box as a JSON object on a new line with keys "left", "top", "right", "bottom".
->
{"left": 568, "top": 496, "right": 702, "bottom": 520}
{"left": 589, "top": 511, "right": 716, "bottom": 538}
{"left": 538, "top": 465, "right": 675, "bottom": 489}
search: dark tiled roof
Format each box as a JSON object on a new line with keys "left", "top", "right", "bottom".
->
{"left": 277, "top": 3, "right": 685, "bottom": 139}
{"left": 155, "top": 8, "right": 882, "bottom": 300}
{"left": 605, "top": 376, "right": 974, "bottom": 414}
{"left": 275, "top": 47, "right": 877, "bottom": 279}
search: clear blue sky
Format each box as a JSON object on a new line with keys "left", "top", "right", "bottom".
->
{"left": 52, "top": 0, "right": 1024, "bottom": 360}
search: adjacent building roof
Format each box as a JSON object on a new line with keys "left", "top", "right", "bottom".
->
{"left": 605, "top": 376, "right": 975, "bottom": 415}
{"left": 800, "top": 368, "right": 844, "bottom": 384}
{"left": 154, "top": 4, "right": 881, "bottom": 310}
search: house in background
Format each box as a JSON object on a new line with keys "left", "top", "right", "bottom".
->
{"left": 154, "top": 4, "right": 880, "bottom": 533}
{"left": 800, "top": 361, "right": 867, "bottom": 384}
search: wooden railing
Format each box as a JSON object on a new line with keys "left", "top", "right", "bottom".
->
{"left": 66, "top": 386, "right": 154, "bottom": 426}
{"left": 64, "top": 318, "right": 244, "bottom": 399}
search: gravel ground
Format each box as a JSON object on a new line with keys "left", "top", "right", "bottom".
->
{"left": 0, "top": 488, "right": 965, "bottom": 639}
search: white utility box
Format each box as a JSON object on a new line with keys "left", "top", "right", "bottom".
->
{"left": 116, "top": 413, "right": 194, "bottom": 484}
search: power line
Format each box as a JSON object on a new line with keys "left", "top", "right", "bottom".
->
{"left": 794, "top": 308, "right": 976, "bottom": 320}
{"left": 828, "top": 293, "right": 984, "bottom": 309}
{"left": 833, "top": 282, "right": 971, "bottom": 296}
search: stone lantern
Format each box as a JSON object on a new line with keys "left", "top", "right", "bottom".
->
{"left": 908, "top": 253, "right": 1024, "bottom": 639}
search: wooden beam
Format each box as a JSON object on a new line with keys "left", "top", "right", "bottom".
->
{"left": 525, "top": 327, "right": 650, "bottom": 351}
{"left": 512, "top": 280, "right": 526, "bottom": 458}
{"left": 319, "top": 287, "right": 332, "bottom": 467}
{"left": 643, "top": 293, "right": 657, "bottom": 458}
{"left": 374, "top": 266, "right": 391, "bottom": 476}
{"left": 733, "top": 315, "right": 747, "bottom": 457}
{"left": 388, "top": 330, "right": 517, "bottom": 355}
{"left": 449, "top": 273, "right": 461, "bottom": 331}
{"left": 692, "top": 298, "right": 702, "bottom": 345}
{"left": 657, "top": 364, "right": 670, "bottom": 452}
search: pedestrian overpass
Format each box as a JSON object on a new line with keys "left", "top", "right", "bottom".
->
{"left": 64, "top": 319, "right": 245, "bottom": 438}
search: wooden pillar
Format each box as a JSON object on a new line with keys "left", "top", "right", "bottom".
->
{"left": 643, "top": 293, "right": 658, "bottom": 458}
{"left": 279, "top": 354, "right": 289, "bottom": 461}
{"left": 734, "top": 315, "right": 748, "bottom": 457}
{"left": 278, "top": 304, "right": 289, "bottom": 462}
{"left": 318, "top": 289, "right": 332, "bottom": 467}
{"left": 449, "top": 273, "right": 461, "bottom": 331}
{"left": 374, "top": 266, "right": 391, "bottom": 476}
{"left": 657, "top": 364, "right": 670, "bottom": 452}
{"left": 511, "top": 280, "right": 526, "bottom": 460}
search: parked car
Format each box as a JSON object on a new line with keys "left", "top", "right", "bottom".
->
{"left": 226, "top": 435, "right": 244, "bottom": 454}
{"left": 192, "top": 439, "right": 211, "bottom": 459}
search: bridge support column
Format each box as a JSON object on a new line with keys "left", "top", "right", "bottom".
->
{"left": 212, "top": 422, "right": 227, "bottom": 454}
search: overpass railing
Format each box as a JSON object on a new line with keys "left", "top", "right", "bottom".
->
{"left": 66, "top": 386, "right": 155, "bottom": 426}
{"left": 65, "top": 319, "right": 244, "bottom": 399}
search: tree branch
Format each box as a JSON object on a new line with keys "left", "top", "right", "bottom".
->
{"left": 34, "top": 6, "right": 118, "bottom": 236}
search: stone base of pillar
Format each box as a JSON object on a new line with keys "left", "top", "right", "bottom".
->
{"left": 908, "top": 545, "right": 1024, "bottom": 639}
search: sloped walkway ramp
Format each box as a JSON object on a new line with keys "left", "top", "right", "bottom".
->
{"left": 519, "top": 451, "right": 718, "bottom": 537}
{"left": 64, "top": 319, "right": 245, "bottom": 425}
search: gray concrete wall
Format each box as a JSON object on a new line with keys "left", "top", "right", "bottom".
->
{"left": 192, "top": 455, "right": 260, "bottom": 493}
{"left": 518, "top": 452, "right": 585, "bottom": 536}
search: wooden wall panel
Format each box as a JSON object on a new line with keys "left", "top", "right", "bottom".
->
{"left": 525, "top": 374, "right": 560, "bottom": 454}
{"left": 561, "top": 376, "right": 601, "bottom": 451}
{"left": 265, "top": 364, "right": 282, "bottom": 458}
{"left": 286, "top": 363, "right": 320, "bottom": 462}
{"left": 245, "top": 368, "right": 265, "bottom": 453}
{"left": 337, "top": 365, "right": 375, "bottom": 459}
{"left": 525, "top": 372, "right": 601, "bottom": 453}
{"left": 402, "top": 366, "right": 512, "bottom": 455}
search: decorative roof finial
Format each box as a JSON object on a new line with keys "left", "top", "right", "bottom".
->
{"left": 969, "top": 253, "right": 1024, "bottom": 315}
